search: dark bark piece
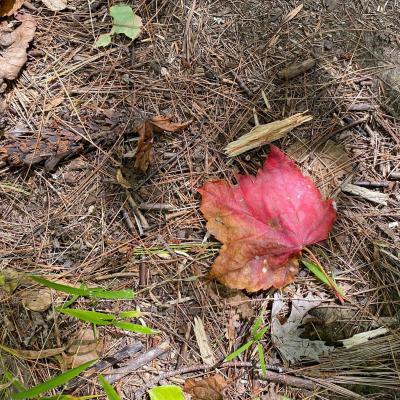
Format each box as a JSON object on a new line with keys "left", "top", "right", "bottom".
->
{"left": 0, "top": 129, "right": 83, "bottom": 171}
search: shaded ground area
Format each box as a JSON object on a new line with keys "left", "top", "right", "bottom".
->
{"left": 1, "top": 0, "right": 399, "bottom": 399}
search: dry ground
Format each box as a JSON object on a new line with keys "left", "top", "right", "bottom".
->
{"left": 1, "top": 0, "right": 400, "bottom": 399}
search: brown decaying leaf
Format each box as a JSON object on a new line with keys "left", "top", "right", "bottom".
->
{"left": 19, "top": 288, "right": 52, "bottom": 312}
{"left": 0, "top": 0, "right": 25, "bottom": 16}
{"left": 0, "top": 14, "right": 36, "bottom": 88}
{"left": 133, "top": 115, "right": 192, "bottom": 173}
{"left": 225, "top": 113, "right": 312, "bottom": 157}
{"left": 184, "top": 374, "right": 227, "bottom": 400}
{"left": 64, "top": 328, "right": 102, "bottom": 368}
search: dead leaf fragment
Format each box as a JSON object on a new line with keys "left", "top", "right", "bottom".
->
{"left": 199, "top": 146, "right": 336, "bottom": 292}
{"left": 43, "top": 95, "right": 65, "bottom": 112}
{"left": 132, "top": 115, "right": 192, "bottom": 173}
{"left": 282, "top": 3, "right": 303, "bottom": 24}
{"left": 339, "top": 327, "right": 388, "bottom": 349}
{"left": 184, "top": 374, "right": 227, "bottom": 400}
{"left": 0, "top": 268, "right": 29, "bottom": 293}
{"left": 193, "top": 316, "right": 216, "bottom": 366}
{"left": 225, "top": 113, "right": 312, "bottom": 156}
{"left": 0, "top": 0, "right": 25, "bottom": 16}
{"left": 227, "top": 293, "right": 254, "bottom": 319}
{"left": 0, "top": 14, "right": 36, "bottom": 90}
{"left": 41, "top": 0, "right": 67, "bottom": 11}
{"left": 271, "top": 292, "right": 334, "bottom": 363}
{"left": 64, "top": 328, "right": 102, "bottom": 368}
{"left": 19, "top": 288, "right": 52, "bottom": 312}
{"left": 278, "top": 58, "right": 316, "bottom": 80}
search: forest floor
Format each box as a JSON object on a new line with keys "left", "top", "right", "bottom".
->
{"left": 1, "top": 0, "right": 400, "bottom": 399}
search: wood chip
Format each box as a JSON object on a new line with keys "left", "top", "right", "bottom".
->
{"left": 225, "top": 113, "right": 312, "bottom": 157}
{"left": 341, "top": 183, "right": 389, "bottom": 206}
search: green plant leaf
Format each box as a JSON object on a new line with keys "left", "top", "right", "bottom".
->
{"left": 95, "top": 5, "right": 142, "bottom": 48}
{"left": 95, "top": 33, "right": 112, "bottom": 47}
{"left": 251, "top": 316, "right": 263, "bottom": 337}
{"left": 301, "top": 259, "right": 345, "bottom": 297}
{"left": 58, "top": 308, "right": 115, "bottom": 325}
{"left": 109, "top": 5, "right": 142, "bottom": 39}
{"left": 98, "top": 375, "right": 121, "bottom": 400}
{"left": 11, "top": 360, "right": 96, "bottom": 400}
{"left": 112, "top": 321, "right": 157, "bottom": 334}
{"left": 31, "top": 276, "right": 134, "bottom": 300}
{"left": 224, "top": 339, "right": 254, "bottom": 362}
{"left": 147, "top": 385, "right": 185, "bottom": 400}
{"left": 257, "top": 342, "right": 266, "bottom": 377}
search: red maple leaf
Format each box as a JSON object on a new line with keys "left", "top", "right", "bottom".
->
{"left": 198, "top": 146, "right": 336, "bottom": 292}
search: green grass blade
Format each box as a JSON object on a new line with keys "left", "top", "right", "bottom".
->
{"left": 40, "top": 396, "right": 100, "bottom": 400}
{"left": 98, "top": 375, "right": 121, "bottom": 400}
{"left": 224, "top": 340, "right": 254, "bottom": 362}
{"left": 31, "top": 277, "right": 134, "bottom": 300}
{"left": 253, "top": 326, "right": 268, "bottom": 341}
{"left": 251, "top": 316, "right": 263, "bottom": 337}
{"left": 2, "top": 370, "right": 26, "bottom": 392}
{"left": 58, "top": 308, "right": 115, "bottom": 325}
{"left": 301, "top": 259, "right": 345, "bottom": 297}
{"left": 11, "top": 360, "right": 96, "bottom": 400}
{"left": 148, "top": 385, "right": 185, "bottom": 400}
{"left": 118, "top": 310, "right": 142, "bottom": 318}
{"left": 112, "top": 321, "right": 157, "bottom": 334}
{"left": 87, "top": 288, "right": 134, "bottom": 300}
{"left": 257, "top": 343, "right": 266, "bottom": 377}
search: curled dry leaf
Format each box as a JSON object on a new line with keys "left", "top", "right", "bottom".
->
{"left": 271, "top": 292, "right": 334, "bottom": 363}
{"left": 132, "top": 115, "right": 192, "bottom": 173}
{"left": 0, "top": 14, "right": 36, "bottom": 90}
{"left": 184, "top": 374, "right": 227, "bottom": 400}
{"left": 199, "top": 146, "right": 336, "bottom": 292}
{"left": 0, "top": 0, "right": 25, "bottom": 16}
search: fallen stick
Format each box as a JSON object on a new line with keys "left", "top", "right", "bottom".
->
{"left": 342, "top": 183, "right": 389, "bottom": 206}
{"left": 134, "top": 361, "right": 313, "bottom": 398}
{"left": 105, "top": 341, "right": 170, "bottom": 385}
{"left": 67, "top": 342, "right": 144, "bottom": 390}
{"left": 126, "top": 190, "right": 149, "bottom": 232}
{"left": 230, "top": 70, "right": 254, "bottom": 97}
